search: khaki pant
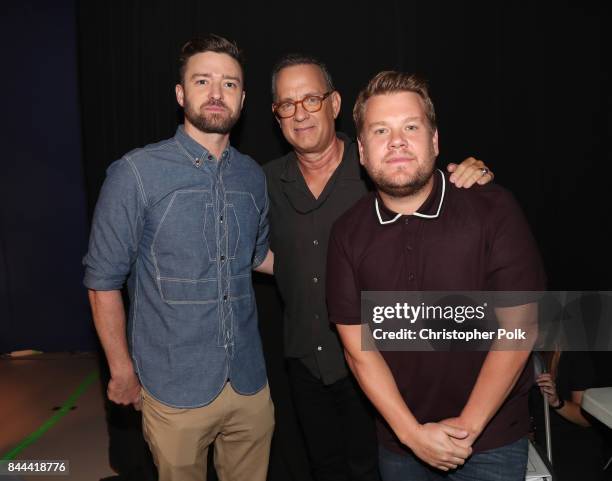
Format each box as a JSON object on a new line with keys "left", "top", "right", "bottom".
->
{"left": 142, "top": 383, "right": 275, "bottom": 481}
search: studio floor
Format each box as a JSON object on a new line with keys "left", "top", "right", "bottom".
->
{"left": 0, "top": 352, "right": 115, "bottom": 481}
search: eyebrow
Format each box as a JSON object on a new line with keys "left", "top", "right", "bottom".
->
{"left": 190, "top": 73, "right": 242, "bottom": 84}
{"left": 276, "top": 91, "right": 325, "bottom": 103}
{"left": 368, "top": 116, "right": 423, "bottom": 127}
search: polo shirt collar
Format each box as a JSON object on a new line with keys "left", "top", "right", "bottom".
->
{"left": 375, "top": 169, "right": 446, "bottom": 225}
{"left": 174, "top": 124, "right": 232, "bottom": 167}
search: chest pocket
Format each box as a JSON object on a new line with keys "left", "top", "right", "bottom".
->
{"left": 151, "top": 190, "right": 217, "bottom": 304}
{"left": 225, "top": 191, "right": 260, "bottom": 267}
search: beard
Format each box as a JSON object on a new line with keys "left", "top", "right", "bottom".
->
{"left": 184, "top": 98, "right": 240, "bottom": 135}
{"left": 368, "top": 156, "right": 436, "bottom": 198}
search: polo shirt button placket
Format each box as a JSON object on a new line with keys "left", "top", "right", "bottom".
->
{"left": 313, "top": 276, "right": 319, "bottom": 284}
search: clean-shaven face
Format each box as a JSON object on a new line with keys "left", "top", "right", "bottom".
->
{"left": 274, "top": 64, "right": 340, "bottom": 154}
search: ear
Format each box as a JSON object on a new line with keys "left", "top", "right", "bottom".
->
{"left": 432, "top": 128, "right": 439, "bottom": 157}
{"left": 331, "top": 91, "right": 341, "bottom": 119}
{"left": 240, "top": 90, "right": 246, "bottom": 110}
{"left": 175, "top": 84, "right": 185, "bottom": 108}
{"left": 357, "top": 137, "right": 365, "bottom": 166}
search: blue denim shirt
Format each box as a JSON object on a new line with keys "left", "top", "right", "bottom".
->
{"left": 83, "top": 125, "right": 269, "bottom": 408}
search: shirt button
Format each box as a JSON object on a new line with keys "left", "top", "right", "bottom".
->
{"left": 313, "top": 239, "right": 319, "bottom": 246}
{"left": 208, "top": 154, "right": 213, "bottom": 161}
{"left": 404, "top": 218, "right": 410, "bottom": 224}
{"left": 221, "top": 255, "right": 225, "bottom": 261}
{"left": 406, "top": 245, "right": 413, "bottom": 251}
{"left": 195, "top": 158, "right": 201, "bottom": 166}
{"left": 317, "top": 346, "right": 323, "bottom": 351}
{"left": 408, "top": 273, "right": 415, "bottom": 281}
{"left": 223, "top": 295, "right": 228, "bottom": 301}
{"left": 220, "top": 216, "right": 223, "bottom": 223}
{"left": 313, "top": 277, "right": 319, "bottom": 284}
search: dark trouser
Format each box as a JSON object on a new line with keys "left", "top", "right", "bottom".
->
{"left": 287, "top": 359, "right": 381, "bottom": 481}
{"left": 379, "top": 437, "right": 529, "bottom": 481}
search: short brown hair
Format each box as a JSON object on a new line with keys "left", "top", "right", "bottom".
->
{"left": 270, "top": 54, "right": 334, "bottom": 101}
{"left": 178, "top": 34, "right": 244, "bottom": 83}
{"left": 353, "top": 71, "right": 437, "bottom": 137}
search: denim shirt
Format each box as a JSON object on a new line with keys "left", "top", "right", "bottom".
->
{"left": 83, "top": 125, "right": 269, "bottom": 408}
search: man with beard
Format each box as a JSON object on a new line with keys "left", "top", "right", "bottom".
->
{"left": 327, "top": 71, "right": 545, "bottom": 480}
{"left": 264, "top": 55, "right": 494, "bottom": 481}
{"left": 84, "top": 34, "right": 274, "bottom": 481}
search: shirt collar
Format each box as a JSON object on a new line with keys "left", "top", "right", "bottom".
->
{"left": 375, "top": 169, "right": 446, "bottom": 225}
{"left": 280, "top": 132, "right": 363, "bottom": 183}
{"left": 174, "top": 125, "right": 232, "bottom": 167}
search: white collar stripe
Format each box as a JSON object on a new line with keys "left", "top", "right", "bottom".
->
{"left": 375, "top": 169, "right": 445, "bottom": 225}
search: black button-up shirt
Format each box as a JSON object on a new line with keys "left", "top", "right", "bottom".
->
{"left": 264, "top": 133, "right": 369, "bottom": 384}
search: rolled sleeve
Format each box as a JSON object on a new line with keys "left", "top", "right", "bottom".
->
{"left": 83, "top": 157, "right": 146, "bottom": 290}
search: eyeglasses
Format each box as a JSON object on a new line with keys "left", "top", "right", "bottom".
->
{"left": 273, "top": 91, "right": 333, "bottom": 119}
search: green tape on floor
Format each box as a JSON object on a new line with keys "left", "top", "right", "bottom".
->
{"left": 1, "top": 370, "right": 99, "bottom": 460}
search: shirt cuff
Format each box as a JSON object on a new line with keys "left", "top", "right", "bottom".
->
{"left": 328, "top": 315, "right": 362, "bottom": 325}
{"left": 83, "top": 271, "right": 126, "bottom": 291}
{"left": 252, "top": 244, "right": 270, "bottom": 268}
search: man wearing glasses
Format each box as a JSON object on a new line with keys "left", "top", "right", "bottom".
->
{"left": 263, "top": 54, "right": 494, "bottom": 481}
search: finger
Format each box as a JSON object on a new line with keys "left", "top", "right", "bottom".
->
{"left": 448, "top": 440, "right": 472, "bottom": 459}
{"left": 449, "top": 157, "right": 476, "bottom": 184}
{"left": 447, "top": 163, "right": 458, "bottom": 173}
{"left": 461, "top": 168, "right": 483, "bottom": 188}
{"left": 449, "top": 159, "right": 471, "bottom": 185}
{"left": 441, "top": 424, "right": 469, "bottom": 439}
{"left": 449, "top": 456, "right": 467, "bottom": 466}
{"left": 438, "top": 459, "right": 459, "bottom": 471}
{"left": 455, "top": 159, "right": 483, "bottom": 188}
{"left": 476, "top": 169, "right": 493, "bottom": 185}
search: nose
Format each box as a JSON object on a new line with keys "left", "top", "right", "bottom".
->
{"left": 388, "top": 129, "right": 407, "bottom": 150}
{"left": 293, "top": 102, "right": 309, "bottom": 122}
{"left": 209, "top": 80, "right": 223, "bottom": 100}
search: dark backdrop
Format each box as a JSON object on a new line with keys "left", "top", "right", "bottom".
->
{"left": 0, "top": 0, "right": 94, "bottom": 354}
{"left": 75, "top": 1, "right": 608, "bottom": 479}
{"left": 77, "top": 0, "right": 610, "bottom": 289}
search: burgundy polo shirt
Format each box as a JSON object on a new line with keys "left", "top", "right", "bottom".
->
{"left": 327, "top": 169, "right": 546, "bottom": 454}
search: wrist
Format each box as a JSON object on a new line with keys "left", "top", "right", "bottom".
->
{"left": 551, "top": 398, "right": 565, "bottom": 410}
{"left": 457, "top": 412, "right": 485, "bottom": 437}
{"left": 110, "top": 360, "right": 136, "bottom": 379}
{"left": 397, "top": 422, "right": 422, "bottom": 449}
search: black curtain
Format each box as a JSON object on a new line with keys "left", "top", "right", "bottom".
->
{"left": 0, "top": 0, "right": 94, "bottom": 354}
{"left": 76, "top": 1, "right": 609, "bottom": 479}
